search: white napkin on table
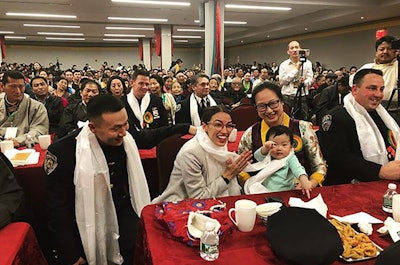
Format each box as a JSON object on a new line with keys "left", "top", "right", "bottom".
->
{"left": 330, "top": 212, "right": 383, "bottom": 224}
{"left": 377, "top": 217, "right": 400, "bottom": 242}
{"left": 4, "top": 148, "right": 40, "bottom": 167}
{"left": 288, "top": 193, "right": 328, "bottom": 218}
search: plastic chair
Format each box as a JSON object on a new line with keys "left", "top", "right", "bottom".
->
{"left": 156, "top": 134, "right": 190, "bottom": 194}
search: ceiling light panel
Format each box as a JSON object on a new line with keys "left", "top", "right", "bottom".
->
{"left": 5, "top": 36, "right": 26, "bottom": 39}
{"left": 108, "top": 17, "right": 168, "bottom": 22}
{"left": 45, "top": 37, "right": 85, "bottom": 41}
{"left": 24, "top": 24, "right": 80, "bottom": 29}
{"left": 104, "top": 34, "right": 145, "bottom": 37}
{"left": 225, "top": 4, "right": 291, "bottom": 11}
{"left": 172, "top": 35, "right": 201, "bottom": 39}
{"left": 176, "top": 28, "right": 205, "bottom": 32}
{"left": 106, "top": 26, "right": 154, "bottom": 31}
{"left": 37, "top": 32, "right": 84, "bottom": 36}
{"left": 0, "top": 31, "right": 14, "bottom": 34}
{"left": 6, "top": 12, "right": 76, "bottom": 19}
{"left": 111, "top": 0, "right": 190, "bottom": 6}
{"left": 103, "top": 38, "right": 139, "bottom": 42}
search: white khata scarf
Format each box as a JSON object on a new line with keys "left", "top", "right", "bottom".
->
{"left": 343, "top": 93, "right": 400, "bottom": 165}
{"left": 244, "top": 151, "right": 294, "bottom": 195}
{"left": 195, "top": 127, "right": 271, "bottom": 194}
{"left": 127, "top": 91, "right": 151, "bottom": 128}
{"left": 74, "top": 123, "right": 150, "bottom": 265}
{"left": 190, "top": 94, "right": 217, "bottom": 126}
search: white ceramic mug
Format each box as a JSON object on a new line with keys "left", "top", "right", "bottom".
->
{"left": 392, "top": 194, "right": 400, "bottom": 222}
{"left": 228, "top": 128, "right": 238, "bottom": 142}
{"left": 0, "top": 140, "right": 14, "bottom": 153}
{"left": 228, "top": 199, "right": 257, "bottom": 232}
{"left": 38, "top": 135, "right": 51, "bottom": 150}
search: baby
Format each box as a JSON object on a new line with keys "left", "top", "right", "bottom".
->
{"left": 254, "top": 125, "right": 313, "bottom": 198}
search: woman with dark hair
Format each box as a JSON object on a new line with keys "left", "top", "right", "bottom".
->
{"left": 106, "top": 76, "right": 126, "bottom": 98}
{"left": 153, "top": 106, "right": 252, "bottom": 202}
{"left": 163, "top": 75, "right": 173, "bottom": 93}
{"left": 149, "top": 74, "right": 176, "bottom": 125}
{"left": 238, "top": 81, "right": 327, "bottom": 188}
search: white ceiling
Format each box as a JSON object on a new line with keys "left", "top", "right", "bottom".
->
{"left": 1, "top": 0, "right": 400, "bottom": 47}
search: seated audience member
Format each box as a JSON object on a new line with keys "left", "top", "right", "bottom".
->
{"left": 171, "top": 81, "right": 185, "bottom": 103}
{"left": 30, "top": 76, "right": 64, "bottom": 134}
{"left": 223, "top": 77, "right": 247, "bottom": 108}
{"left": 0, "top": 71, "right": 49, "bottom": 147}
{"left": 242, "top": 72, "right": 253, "bottom": 94}
{"left": 175, "top": 73, "right": 218, "bottom": 126}
{"left": 45, "top": 94, "right": 151, "bottom": 265}
{"left": 238, "top": 81, "right": 327, "bottom": 187}
{"left": 163, "top": 76, "right": 173, "bottom": 93}
{"left": 153, "top": 106, "right": 252, "bottom": 203}
{"left": 315, "top": 75, "right": 351, "bottom": 125}
{"left": 149, "top": 75, "right": 176, "bottom": 125}
{"left": 248, "top": 125, "right": 313, "bottom": 198}
{"left": 0, "top": 152, "right": 24, "bottom": 228}
{"left": 209, "top": 77, "right": 224, "bottom": 102}
{"left": 58, "top": 79, "right": 100, "bottom": 137}
{"left": 319, "top": 69, "right": 400, "bottom": 185}
{"left": 106, "top": 76, "right": 126, "bottom": 99}
{"left": 54, "top": 77, "right": 70, "bottom": 107}
{"left": 122, "top": 69, "right": 169, "bottom": 130}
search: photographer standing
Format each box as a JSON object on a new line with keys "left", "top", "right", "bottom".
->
{"left": 279, "top": 40, "right": 313, "bottom": 120}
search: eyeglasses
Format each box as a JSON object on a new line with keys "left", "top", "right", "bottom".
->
{"left": 207, "top": 121, "right": 236, "bottom": 131}
{"left": 255, "top": 99, "right": 281, "bottom": 111}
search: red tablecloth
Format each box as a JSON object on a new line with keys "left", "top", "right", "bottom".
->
{"left": 0, "top": 222, "right": 47, "bottom": 265}
{"left": 135, "top": 180, "right": 394, "bottom": 265}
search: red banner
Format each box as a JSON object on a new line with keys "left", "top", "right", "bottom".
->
{"left": 213, "top": 0, "right": 221, "bottom": 75}
{"left": 0, "top": 35, "right": 6, "bottom": 59}
{"left": 171, "top": 25, "right": 174, "bottom": 57}
{"left": 139, "top": 39, "right": 144, "bottom": 61}
{"left": 154, "top": 25, "right": 161, "bottom": 56}
{"left": 376, "top": 28, "right": 387, "bottom": 40}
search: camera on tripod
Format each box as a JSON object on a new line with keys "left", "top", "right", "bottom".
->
{"left": 298, "top": 49, "right": 310, "bottom": 63}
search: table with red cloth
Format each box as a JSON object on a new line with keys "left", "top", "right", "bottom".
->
{"left": 135, "top": 180, "right": 394, "bottom": 265}
{"left": 0, "top": 222, "right": 47, "bottom": 265}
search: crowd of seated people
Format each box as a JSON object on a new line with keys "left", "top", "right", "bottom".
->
{"left": 1, "top": 35, "right": 400, "bottom": 263}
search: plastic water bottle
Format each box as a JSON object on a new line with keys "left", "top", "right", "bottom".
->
{"left": 200, "top": 222, "right": 219, "bottom": 261}
{"left": 25, "top": 135, "right": 35, "bottom": 149}
{"left": 383, "top": 183, "right": 397, "bottom": 213}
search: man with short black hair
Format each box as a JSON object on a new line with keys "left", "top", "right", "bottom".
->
{"left": 122, "top": 69, "right": 168, "bottom": 129}
{"left": 46, "top": 93, "right": 151, "bottom": 265}
{"left": 319, "top": 69, "right": 400, "bottom": 185}
{"left": 175, "top": 73, "right": 218, "bottom": 126}
{"left": 30, "top": 76, "right": 64, "bottom": 134}
{"left": 0, "top": 70, "right": 48, "bottom": 147}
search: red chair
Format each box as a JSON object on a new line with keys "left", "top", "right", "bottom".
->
{"left": 156, "top": 134, "right": 190, "bottom": 195}
{"left": 231, "top": 104, "right": 261, "bottom": 131}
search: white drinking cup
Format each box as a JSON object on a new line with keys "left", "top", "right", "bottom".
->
{"left": 228, "top": 199, "right": 257, "bottom": 232}
{"left": 392, "top": 194, "right": 400, "bottom": 222}
{"left": 0, "top": 140, "right": 14, "bottom": 153}
{"left": 38, "top": 135, "right": 52, "bottom": 150}
{"left": 228, "top": 128, "right": 238, "bottom": 142}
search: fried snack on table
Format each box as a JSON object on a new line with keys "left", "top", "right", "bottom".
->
{"left": 329, "top": 219, "right": 378, "bottom": 259}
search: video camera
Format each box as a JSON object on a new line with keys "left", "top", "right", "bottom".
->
{"left": 299, "top": 49, "right": 310, "bottom": 63}
{"left": 392, "top": 39, "right": 400, "bottom": 50}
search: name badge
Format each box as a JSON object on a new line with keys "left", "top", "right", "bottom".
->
{"left": 5, "top": 127, "right": 18, "bottom": 139}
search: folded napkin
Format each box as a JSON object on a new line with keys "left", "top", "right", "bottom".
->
{"left": 330, "top": 212, "right": 383, "bottom": 224}
{"left": 288, "top": 193, "right": 328, "bottom": 218}
{"left": 377, "top": 217, "right": 400, "bottom": 242}
{"left": 4, "top": 148, "right": 40, "bottom": 167}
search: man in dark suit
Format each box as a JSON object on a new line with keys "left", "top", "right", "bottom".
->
{"left": 122, "top": 69, "right": 168, "bottom": 129}
{"left": 175, "top": 73, "right": 218, "bottom": 126}
{"left": 315, "top": 75, "right": 350, "bottom": 125}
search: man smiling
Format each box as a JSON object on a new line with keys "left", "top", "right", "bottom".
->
{"left": 319, "top": 69, "right": 400, "bottom": 185}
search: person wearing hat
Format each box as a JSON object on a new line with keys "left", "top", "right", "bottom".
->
{"left": 319, "top": 68, "right": 400, "bottom": 185}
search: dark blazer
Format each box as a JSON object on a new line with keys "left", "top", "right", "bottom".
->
{"left": 315, "top": 84, "right": 349, "bottom": 125}
{"left": 175, "top": 94, "right": 220, "bottom": 125}
{"left": 122, "top": 94, "right": 168, "bottom": 129}
{"left": 318, "top": 106, "right": 381, "bottom": 185}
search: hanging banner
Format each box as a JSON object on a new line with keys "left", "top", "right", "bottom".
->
{"left": 211, "top": 0, "right": 221, "bottom": 75}
{"left": 0, "top": 35, "right": 6, "bottom": 59}
{"left": 139, "top": 38, "right": 144, "bottom": 61}
{"left": 171, "top": 25, "right": 174, "bottom": 57}
{"left": 154, "top": 25, "right": 162, "bottom": 56}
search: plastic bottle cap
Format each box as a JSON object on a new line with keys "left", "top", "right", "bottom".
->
{"left": 389, "top": 183, "right": 397, "bottom": 190}
{"left": 205, "top": 222, "right": 215, "bottom": 231}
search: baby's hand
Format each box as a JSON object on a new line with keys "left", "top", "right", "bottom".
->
{"left": 261, "top": 140, "right": 276, "bottom": 155}
{"left": 299, "top": 175, "right": 313, "bottom": 199}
